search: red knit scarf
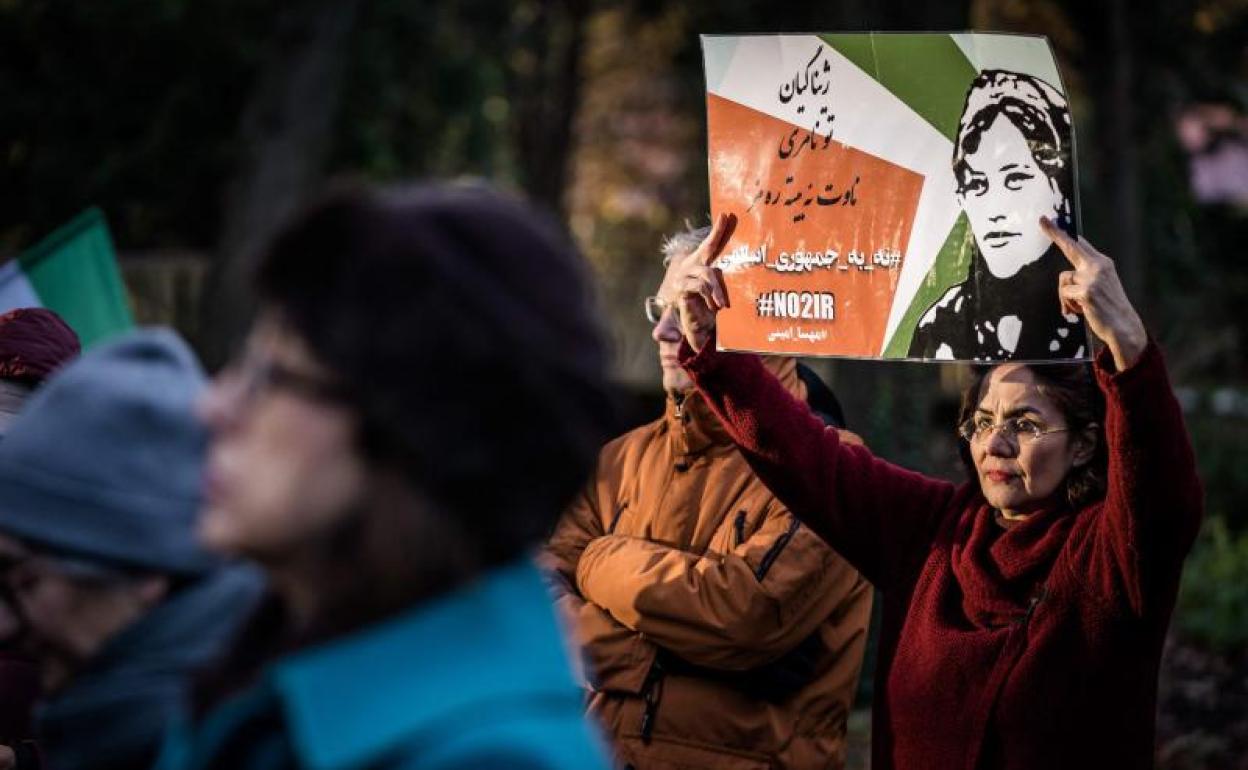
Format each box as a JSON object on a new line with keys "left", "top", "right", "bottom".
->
{"left": 950, "top": 502, "right": 1075, "bottom": 628}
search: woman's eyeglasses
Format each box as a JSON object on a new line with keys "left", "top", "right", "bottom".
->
{"left": 958, "top": 416, "right": 1076, "bottom": 444}
{"left": 222, "top": 354, "right": 352, "bottom": 408}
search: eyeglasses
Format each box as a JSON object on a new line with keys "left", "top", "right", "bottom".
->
{"left": 644, "top": 296, "right": 672, "bottom": 324}
{"left": 957, "top": 416, "right": 1074, "bottom": 444}
{"left": 222, "top": 353, "right": 351, "bottom": 409}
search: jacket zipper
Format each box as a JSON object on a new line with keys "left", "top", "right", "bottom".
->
{"left": 639, "top": 659, "right": 665, "bottom": 743}
{"left": 672, "top": 397, "right": 690, "bottom": 473}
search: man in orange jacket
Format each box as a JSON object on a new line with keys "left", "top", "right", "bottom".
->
{"left": 544, "top": 225, "right": 873, "bottom": 770}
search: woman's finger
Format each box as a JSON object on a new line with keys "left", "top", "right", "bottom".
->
{"left": 693, "top": 265, "right": 728, "bottom": 309}
{"left": 683, "top": 267, "right": 717, "bottom": 309}
{"left": 1075, "top": 236, "right": 1109, "bottom": 263}
{"left": 713, "top": 266, "right": 730, "bottom": 309}
{"left": 699, "top": 212, "right": 737, "bottom": 267}
{"left": 679, "top": 275, "right": 719, "bottom": 312}
{"left": 1040, "top": 216, "right": 1089, "bottom": 270}
{"left": 1058, "top": 278, "right": 1088, "bottom": 299}
{"left": 1058, "top": 280, "right": 1088, "bottom": 315}
{"left": 675, "top": 282, "right": 717, "bottom": 351}
{"left": 1058, "top": 270, "right": 1078, "bottom": 316}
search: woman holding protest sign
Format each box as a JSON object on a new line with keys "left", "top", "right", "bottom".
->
{"left": 671, "top": 212, "right": 1201, "bottom": 770}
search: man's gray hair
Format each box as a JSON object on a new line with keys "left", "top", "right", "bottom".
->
{"left": 660, "top": 223, "right": 711, "bottom": 266}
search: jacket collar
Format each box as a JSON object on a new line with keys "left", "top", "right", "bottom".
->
{"left": 269, "top": 558, "right": 579, "bottom": 770}
{"left": 665, "top": 356, "right": 806, "bottom": 457}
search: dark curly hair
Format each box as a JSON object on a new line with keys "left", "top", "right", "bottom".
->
{"left": 956, "top": 362, "right": 1107, "bottom": 509}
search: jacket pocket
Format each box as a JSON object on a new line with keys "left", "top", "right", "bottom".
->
{"left": 755, "top": 516, "right": 801, "bottom": 580}
{"left": 614, "top": 735, "right": 771, "bottom": 770}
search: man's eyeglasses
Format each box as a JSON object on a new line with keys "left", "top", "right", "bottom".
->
{"left": 957, "top": 416, "right": 1077, "bottom": 444}
{"left": 644, "top": 296, "right": 672, "bottom": 324}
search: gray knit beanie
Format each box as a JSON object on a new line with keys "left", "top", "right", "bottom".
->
{"left": 0, "top": 328, "right": 216, "bottom": 575}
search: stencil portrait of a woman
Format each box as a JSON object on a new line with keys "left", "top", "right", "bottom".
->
{"left": 909, "top": 69, "right": 1088, "bottom": 361}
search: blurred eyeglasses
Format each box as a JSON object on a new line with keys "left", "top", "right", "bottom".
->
{"left": 957, "top": 416, "right": 1074, "bottom": 444}
{"left": 221, "top": 352, "right": 352, "bottom": 409}
{"left": 644, "top": 296, "right": 672, "bottom": 324}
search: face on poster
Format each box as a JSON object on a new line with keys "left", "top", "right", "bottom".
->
{"left": 703, "top": 33, "right": 1090, "bottom": 362}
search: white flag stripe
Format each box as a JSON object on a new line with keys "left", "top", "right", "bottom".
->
{"left": 0, "top": 260, "right": 42, "bottom": 314}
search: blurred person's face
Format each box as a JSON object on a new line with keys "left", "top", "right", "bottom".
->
{"left": 651, "top": 252, "right": 695, "bottom": 394}
{"left": 966, "top": 364, "right": 1094, "bottom": 518}
{"left": 958, "top": 115, "right": 1065, "bottom": 279}
{"left": 197, "top": 316, "right": 367, "bottom": 565}
{"left": 0, "top": 533, "right": 165, "bottom": 693}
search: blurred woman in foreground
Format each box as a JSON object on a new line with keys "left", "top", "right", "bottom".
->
{"left": 671, "top": 213, "right": 1201, "bottom": 770}
{"left": 156, "top": 184, "right": 615, "bottom": 770}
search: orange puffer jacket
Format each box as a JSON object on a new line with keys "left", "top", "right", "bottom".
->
{"left": 543, "top": 358, "right": 872, "bottom": 770}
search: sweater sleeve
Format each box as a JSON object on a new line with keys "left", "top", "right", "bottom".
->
{"left": 680, "top": 336, "right": 958, "bottom": 589}
{"left": 1084, "top": 339, "right": 1204, "bottom": 616}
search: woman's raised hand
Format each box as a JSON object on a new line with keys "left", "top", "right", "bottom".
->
{"left": 1040, "top": 216, "right": 1147, "bottom": 370}
{"left": 675, "top": 212, "right": 736, "bottom": 351}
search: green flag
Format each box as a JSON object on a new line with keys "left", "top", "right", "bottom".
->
{"left": 0, "top": 208, "right": 135, "bottom": 348}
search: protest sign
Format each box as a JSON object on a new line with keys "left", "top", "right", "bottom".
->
{"left": 703, "top": 33, "right": 1089, "bottom": 361}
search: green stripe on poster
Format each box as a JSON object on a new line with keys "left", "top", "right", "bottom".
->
{"left": 883, "top": 213, "right": 974, "bottom": 358}
{"left": 820, "top": 33, "right": 978, "bottom": 142}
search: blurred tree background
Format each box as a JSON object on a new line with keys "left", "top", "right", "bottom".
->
{"left": 2, "top": 1, "right": 1246, "bottom": 766}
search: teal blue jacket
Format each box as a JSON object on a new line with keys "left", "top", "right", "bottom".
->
{"left": 155, "top": 559, "right": 609, "bottom": 770}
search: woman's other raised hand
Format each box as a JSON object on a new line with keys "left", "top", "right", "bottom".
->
{"left": 1041, "top": 216, "right": 1147, "bottom": 370}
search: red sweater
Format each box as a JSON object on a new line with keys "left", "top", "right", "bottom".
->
{"left": 680, "top": 338, "right": 1202, "bottom": 770}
